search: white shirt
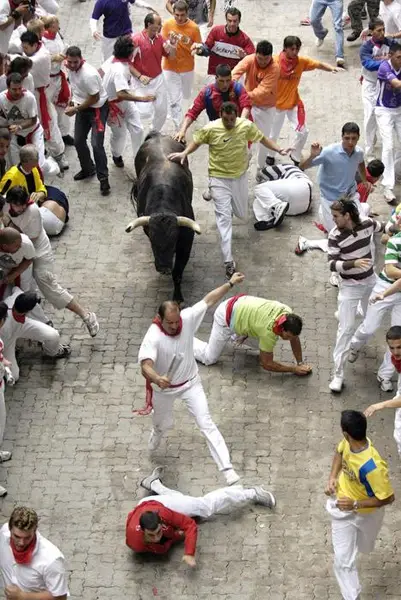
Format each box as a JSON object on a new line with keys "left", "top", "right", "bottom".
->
{"left": 69, "top": 62, "right": 108, "bottom": 108}
{"left": 138, "top": 300, "right": 208, "bottom": 390}
{"left": 380, "top": 0, "right": 401, "bottom": 34}
{"left": 25, "top": 44, "right": 52, "bottom": 88}
{"left": 8, "top": 24, "right": 26, "bottom": 55}
{"left": 42, "top": 33, "right": 67, "bottom": 75}
{"left": 3, "top": 203, "right": 52, "bottom": 259}
{"left": 0, "top": 90, "right": 38, "bottom": 135}
{"left": 0, "top": 0, "right": 15, "bottom": 55}
{"left": 101, "top": 57, "right": 131, "bottom": 101}
{"left": 0, "top": 523, "right": 69, "bottom": 596}
{"left": 0, "top": 233, "right": 35, "bottom": 275}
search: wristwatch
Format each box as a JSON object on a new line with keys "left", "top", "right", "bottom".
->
{"left": 228, "top": 281, "right": 234, "bottom": 288}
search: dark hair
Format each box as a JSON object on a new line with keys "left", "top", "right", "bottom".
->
{"left": 220, "top": 101, "right": 238, "bottom": 115}
{"left": 6, "top": 72, "right": 23, "bottom": 88}
{"left": 139, "top": 511, "right": 161, "bottom": 531}
{"left": 330, "top": 198, "right": 361, "bottom": 225}
{"left": 144, "top": 12, "right": 160, "bottom": 27}
{"left": 158, "top": 300, "right": 180, "bottom": 319}
{"left": 9, "top": 56, "right": 32, "bottom": 75}
{"left": 20, "top": 31, "right": 39, "bottom": 46}
{"left": 369, "top": 17, "right": 384, "bottom": 31}
{"left": 283, "top": 35, "right": 302, "bottom": 49}
{"left": 366, "top": 159, "right": 384, "bottom": 178}
{"left": 14, "top": 292, "right": 41, "bottom": 314}
{"left": 6, "top": 186, "right": 29, "bottom": 206}
{"left": 113, "top": 35, "right": 134, "bottom": 59}
{"left": 341, "top": 410, "right": 367, "bottom": 441}
{"left": 225, "top": 6, "right": 241, "bottom": 20}
{"left": 173, "top": 0, "right": 188, "bottom": 12}
{"left": 215, "top": 64, "right": 232, "bottom": 78}
{"left": 282, "top": 314, "right": 303, "bottom": 335}
{"left": 65, "top": 46, "right": 82, "bottom": 58}
{"left": 342, "top": 122, "right": 360, "bottom": 136}
{"left": 386, "top": 326, "right": 401, "bottom": 341}
{"left": 390, "top": 42, "right": 401, "bottom": 53}
{"left": 0, "top": 128, "right": 10, "bottom": 141}
{"left": 256, "top": 40, "right": 273, "bottom": 56}
{"left": 0, "top": 302, "right": 8, "bottom": 321}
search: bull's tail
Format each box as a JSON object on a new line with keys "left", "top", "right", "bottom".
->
{"left": 144, "top": 130, "right": 161, "bottom": 142}
{"left": 130, "top": 180, "right": 139, "bottom": 212}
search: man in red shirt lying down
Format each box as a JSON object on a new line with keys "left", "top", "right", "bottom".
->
{"left": 126, "top": 466, "right": 276, "bottom": 567}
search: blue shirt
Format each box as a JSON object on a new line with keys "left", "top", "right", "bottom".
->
{"left": 360, "top": 37, "right": 394, "bottom": 83}
{"left": 311, "top": 143, "right": 364, "bottom": 202}
{"left": 92, "top": 0, "right": 134, "bottom": 38}
{"left": 377, "top": 59, "right": 401, "bottom": 108}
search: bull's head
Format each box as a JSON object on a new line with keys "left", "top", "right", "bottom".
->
{"left": 125, "top": 214, "right": 201, "bottom": 275}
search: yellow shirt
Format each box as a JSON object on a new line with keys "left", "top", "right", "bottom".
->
{"left": 274, "top": 55, "right": 320, "bottom": 110}
{"left": 193, "top": 118, "right": 264, "bottom": 179}
{"left": 161, "top": 18, "right": 201, "bottom": 73}
{"left": 336, "top": 438, "right": 394, "bottom": 513}
{"left": 232, "top": 297, "right": 291, "bottom": 352}
{"left": 0, "top": 165, "right": 46, "bottom": 197}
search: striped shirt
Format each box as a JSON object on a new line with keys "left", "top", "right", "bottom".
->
{"left": 379, "top": 232, "right": 401, "bottom": 283}
{"left": 385, "top": 202, "right": 401, "bottom": 231}
{"left": 259, "top": 163, "right": 311, "bottom": 183}
{"left": 328, "top": 218, "right": 383, "bottom": 283}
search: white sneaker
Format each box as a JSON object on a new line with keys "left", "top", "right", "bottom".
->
{"left": 202, "top": 190, "right": 212, "bottom": 201}
{"left": 377, "top": 376, "right": 393, "bottom": 392}
{"left": 384, "top": 187, "right": 396, "bottom": 203}
{"left": 295, "top": 235, "right": 309, "bottom": 255}
{"left": 329, "top": 272, "right": 340, "bottom": 287}
{"left": 348, "top": 348, "right": 359, "bottom": 363}
{"left": 315, "top": 37, "right": 325, "bottom": 47}
{"left": 329, "top": 375, "right": 343, "bottom": 393}
{"left": 270, "top": 201, "right": 289, "bottom": 227}
{"left": 83, "top": 312, "right": 99, "bottom": 337}
{"left": 224, "top": 469, "right": 240, "bottom": 485}
{"left": 140, "top": 466, "right": 164, "bottom": 491}
{"left": 0, "top": 485, "right": 7, "bottom": 497}
{"left": 148, "top": 429, "right": 163, "bottom": 451}
{"left": 334, "top": 310, "right": 339, "bottom": 320}
{"left": 252, "top": 486, "right": 276, "bottom": 508}
{"left": 0, "top": 451, "right": 11, "bottom": 462}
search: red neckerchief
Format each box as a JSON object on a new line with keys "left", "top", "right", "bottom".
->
{"left": 278, "top": 50, "right": 298, "bottom": 78}
{"left": 272, "top": 315, "right": 287, "bottom": 336}
{"left": 112, "top": 57, "right": 131, "bottom": 63}
{"left": 152, "top": 315, "right": 182, "bottom": 336}
{"left": 42, "top": 30, "right": 57, "bottom": 40}
{"left": 10, "top": 534, "right": 36, "bottom": 563}
{"left": 65, "top": 59, "right": 85, "bottom": 72}
{"left": 5, "top": 89, "right": 25, "bottom": 102}
{"left": 391, "top": 354, "right": 401, "bottom": 373}
{"left": 12, "top": 307, "right": 25, "bottom": 324}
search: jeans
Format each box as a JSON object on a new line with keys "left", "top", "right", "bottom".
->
{"left": 74, "top": 102, "right": 109, "bottom": 181}
{"left": 310, "top": 0, "right": 344, "bottom": 59}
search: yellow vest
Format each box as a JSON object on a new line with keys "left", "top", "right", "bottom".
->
{"left": 0, "top": 165, "right": 47, "bottom": 197}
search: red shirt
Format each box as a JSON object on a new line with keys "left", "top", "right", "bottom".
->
{"left": 186, "top": 81, "right": 252, "bottom": 122}
{"left": 125, "top": 500, "right": 198, "bottom": 555}
{"left": 204, "top": 25, "right": 255, "bottom": 75}
{"left": 357, "top": 171, "right": 375, "bottom": 203}
{"left": 131, "top": 31, "right": 168, "bottom": 79}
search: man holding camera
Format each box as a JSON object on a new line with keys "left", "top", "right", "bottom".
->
{"left": 0, "top": 0, "right": 30, "bottom": 55}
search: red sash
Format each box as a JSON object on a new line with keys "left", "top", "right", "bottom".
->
{"left": 108, "top": 99, "right": 124, "bottom": 126}
{"left": 94, "top": 107, "right": 105, "bottom": 133}
{"left": 296, "top": 99, "right": 306, "bottom": 131}
{"left": 36, "top": 86, "right": 51, "bottom": 141}
{"left": 42, "top": 30, "right": 57, "bottom": 40}
{"left": 225, "top": 294, "right": 245, "bottom": 326}
{"left": 25, "top": 123, "right": 40, "bottom": 144}
{"left": 55, "top": 70, "right": 70, "bottom": 107}
{"left": 391, "top": 354, "right": 401, "bottom": 373}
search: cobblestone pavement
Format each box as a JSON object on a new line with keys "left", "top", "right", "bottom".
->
{"left": 1, "top": 0, "right": 401, "bottom": 599}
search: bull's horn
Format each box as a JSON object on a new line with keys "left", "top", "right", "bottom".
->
{"left": 125, "top": 216, "right": 150, "bottom": 232}
{"left": 176, "top": 216, "right": 201, "bottom": 234}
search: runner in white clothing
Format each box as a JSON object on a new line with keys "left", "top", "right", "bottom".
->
{"left": 0, "top": 0, "right": 30, "bottom": 55}
{"left": 138, "top": 272, "right": 244, "bottom": 485}
{"left": 101, "top": 35, "right": 155, "bottom": 168}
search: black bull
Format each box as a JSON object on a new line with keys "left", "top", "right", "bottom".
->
{"left": 125, "top": 133, "right": 201, "bottom": 304}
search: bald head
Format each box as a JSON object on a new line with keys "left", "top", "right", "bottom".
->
{"left": 157, "top": 300, "right": 181, "bottom": 334}
{"left": 0, "top": 227, "right": 21, "bottom": 247}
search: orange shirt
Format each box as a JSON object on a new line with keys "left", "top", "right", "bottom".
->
{"left": 161, "top": 18, "right": 202, "bottom": 73}
{"left": 232, "top": 54, "right": 279, "bottom": 108}
{"left": 274, "top": 55, "right": 320, "bottom": 110}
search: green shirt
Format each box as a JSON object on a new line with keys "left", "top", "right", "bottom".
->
{"left": 192, "top": 117, "right": 265, "bottom": 179}
{"left": 379, "top": 232, "right": 401, "bottom": 284}
{"left": 232, "top": 297, "right": 292, "bottom": 353}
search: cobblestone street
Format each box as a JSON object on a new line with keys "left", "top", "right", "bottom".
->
{"left": 0, "top": 0, "right": 400, "bottom": 598}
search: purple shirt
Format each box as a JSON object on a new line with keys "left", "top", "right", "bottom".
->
{"left": 377, "top": 59, "right": 401, "bottom": 108}
{"left": 92, "top": 0, "right": 134, "bottom": 39}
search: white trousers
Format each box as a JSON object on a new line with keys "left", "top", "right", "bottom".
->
{"left": 131, "top": 73, "right": 168, "bottom": 132}
{"left": 333, "top": 279, "right": 375, "bottom": 378}
{"left": 102, "top": 36, "right": 117, "bottom": 62}
{"left": 351, "top": 278, "right": 401, "bottom": 381}
{"left": 9, "top": 125, "right": 59, "bottom": 179}
{"left": 269, "top": 106, "right": 308, "bottom": 163}
{"left": 48, "top": 75, "right": 71, "bottom": 137}
{"left": 109, "top": 100, "right": 143, "bottom": 160}
{"left": 0, "top": 384, "right": 5, "bottom": 447}
{"left": 319, "top": 192, "right": 368, "bottom": 233}
{"left": 39, "top": 206, "right": 65, "bottom": 236}
{"left": 194, "top": 299, "right": 231, "bottom": 365}
{"left": 209, "top": 173, "right": 248, "bottom": 263}
{"left": 34, "top": 89, "right": 65, "bottom": 158}
{"left": 163, "top": 70, "right": 194, "bottom": 130}
{"left": 253, "top": 178, "right": 312, "bottom": 220}
{"left": 394, "top": 374, "right": 401, "bottom": 455}
{"left": 33, "top": 254, "right": 73, "bottom": 310}
{"left": 251, "top": 106, "right": 275, "bottom": 168}
{"left": 375, "top": 106, "right": 401, "bottom": 190}
{"left": 152, "top": 374, "right": 232, "bottom": 472}
{"left": 139, "top": 483, "right": 255, "bottom": 519}
{"left": 1, "top": 317, "right": 60, "bottom": 381}
{"left": 326, "top": 498, "right": 384, "bottom": 600}
{"left": 362, "top": 79, "right": 378, "bottom": 157}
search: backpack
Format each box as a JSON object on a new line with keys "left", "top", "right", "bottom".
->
{"left": 204, "top": 81, "right": 243, "bottom": 121}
